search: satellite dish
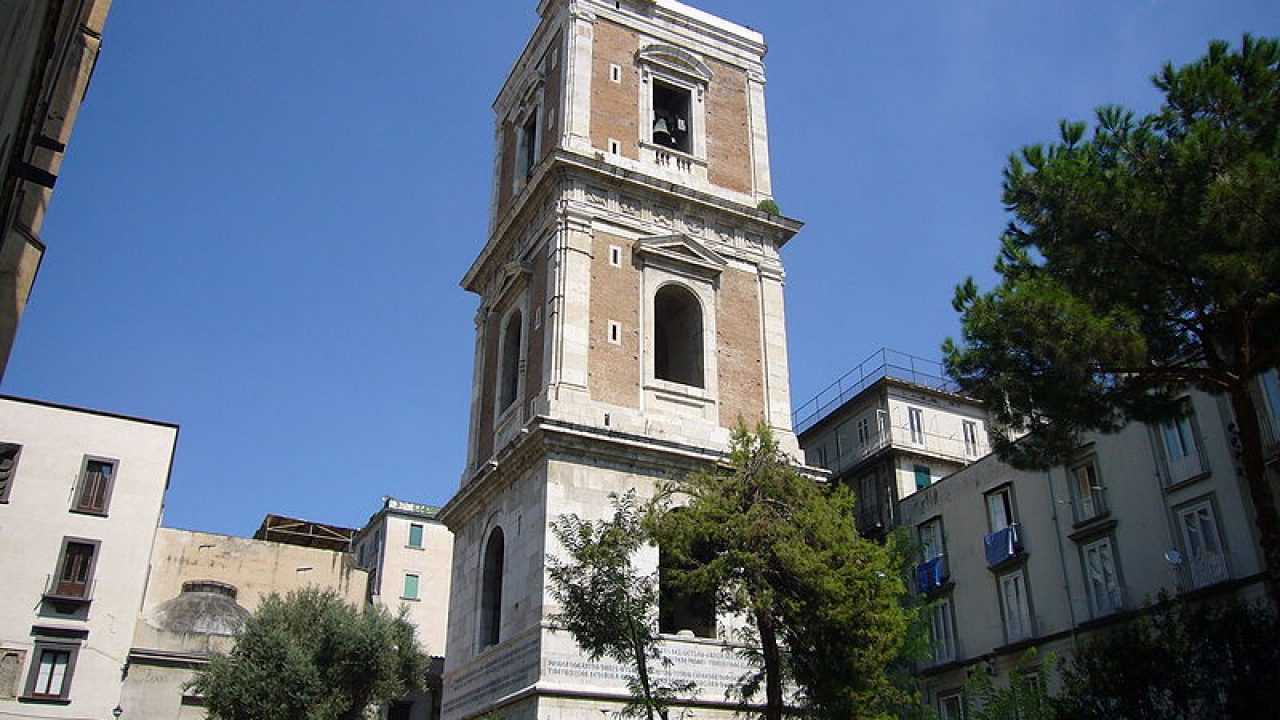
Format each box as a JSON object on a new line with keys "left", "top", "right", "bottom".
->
{"left": 1164, "top": 549, "right": 1184, "bottom": 566}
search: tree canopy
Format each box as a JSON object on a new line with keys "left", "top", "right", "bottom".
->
{"left": 944, "top": 34, "right": 1280, "bottom": 597}
{"left": 190, "top": 587, "right": 428, "bottom": 720}
{"left": 648, "top": 424, "right": 916, "bottom": 720}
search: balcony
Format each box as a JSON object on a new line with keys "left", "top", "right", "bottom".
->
{"left": 1188, "top": 552, "right": 1229, "bottom": 590}
{"left": 984, "top": 524, "right": 1025, "bottom": 570}
{"left": 793, "top": 348, "right": 962, "bottom": 434}
{"left": 41, "top": 574, "right": 95, "bottom": 609}
{"left": 915, "top": 555, "right": 950, "bottom": 595}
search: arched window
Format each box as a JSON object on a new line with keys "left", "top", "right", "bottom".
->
{"left": 479, "top": 527, "right": 505, "bottom": 648}
{"left": 499, "top": 312, "right": 522, "bottom": 412}
{"left": 653, "top": 285, "right": 704, "bottom": 388}
{"left": 658, "top": 520, "right": 716, "bottom": 639}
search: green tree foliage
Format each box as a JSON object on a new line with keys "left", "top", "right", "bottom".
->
{"left": 190, "top": 588, "right": 428, "bottom": 720}
{"left": 1056, "top": 595, "right": 1280, "bottom": 718}
{"left": 943, "top": 35, "right": 1280, "bottom": 599}
{"left": 648, "top": 423, "right": 916, "bottom": 720}
{"left": 547, "top": 491, "right": 695, "bottom": 720}
{"left": 963, "top": 651, "right": 1057, "bottom": 720}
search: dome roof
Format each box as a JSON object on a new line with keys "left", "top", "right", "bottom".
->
{"left": 146, "top": 581, "right": 250, "bottom": 636}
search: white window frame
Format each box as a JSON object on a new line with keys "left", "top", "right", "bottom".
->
{"left": 986, "top": 487, "right": 1015, "bottom": 533}
{"left": 1069, "top": 458, "right": 1107, "bottom": 523}
{"left": 928, "top": 597, "right": 956, "bottom": 665}
{"left": 609, "top": 63, "right": 622, "bottom": 83}
{"left": 908, "top": 407, "right": 925, "bottom": 445}
{"left": 938, "top": 690, "right": 965, "bottom": 720}
{"left": 1157, "top": 399, "right": 1207, "bottom": 486}
{"left": 1082, "top": 536, "right": 1123, "bottom": 617}
{"left": 608, "top": 320, "right": 622, "bottom": 345}
{"left": 608, "top": 245, "right": 622, "bottom": 267}
{"left": 918, "top": 517, "right": 945, "bottom": 563}
{"left": 1177, "top": 498, "right": 1229, "bottom": 589}
{"left": 962, "top": 420, "right": 979, "bottom": 457}
{"left": 999, "top": 568, "right": 1033, "bottom": 643}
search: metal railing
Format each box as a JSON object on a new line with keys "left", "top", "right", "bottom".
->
{"left": 793, "top": 348, "right": 962, "bottom": 434}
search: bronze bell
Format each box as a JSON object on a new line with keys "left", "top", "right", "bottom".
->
{"left": 653, "top": 116, "right": 673, "bottom": 146}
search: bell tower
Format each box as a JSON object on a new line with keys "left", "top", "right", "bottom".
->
{"left": 440, "top": 2, "right": 803, "bottom": 719}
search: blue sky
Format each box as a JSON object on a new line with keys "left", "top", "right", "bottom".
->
{"left": 4, "top": 1, "right": 1276, "bottom": 536}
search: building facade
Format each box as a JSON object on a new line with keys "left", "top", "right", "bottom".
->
{"left": 0, "top": 395, "right": 178, "bottom": 718}
{"left": 439, "top": 2, "right": 802, "bottom": 719}
{"left": 120, "top": 527, "right": 370, "bottom": 719}
{"left": 355, "top": 497, "right": 454, "bottom": 720}
{"left": 796, "top": 349, "right": 991, "bottom": 538}
{"left": 0, "top": 0, "right": 112, "bottom": 380}
{"left": 896, "top": 381, "right": 1277, "bottom": 719}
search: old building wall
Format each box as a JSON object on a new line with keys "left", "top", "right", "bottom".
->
{"left": 590, "top": 19, "right": 640, "bottom": 160}
{"left": 525, "top": 246, "right": 549, "bottom": 406}
{"left": 588, "top": 231, "right": 641, "bottom": 409}
{"left": 716, "top": 268, "right": 764, "bottom": 427}
{"left": 496, "top": 123, "right": 518, "bottom": 223}
{"left": 705, "top": 58, "right": 753, "bottom": 195}
{"left": 541, "top": 31, "right": 565, "bottom": 161}
{"left": 142, "top": 528, "right": 368, "bottom": 615}
{"left": 371, "top": 514, "right": 453, "bottom": 658}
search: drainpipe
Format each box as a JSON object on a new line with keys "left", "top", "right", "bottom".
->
{"left": 1046, "top": 469, "right": 1080, "bottom": 652}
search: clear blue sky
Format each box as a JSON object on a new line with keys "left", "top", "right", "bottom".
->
{"left": 4, "top": 1, "right": 1275, "bottom": 536}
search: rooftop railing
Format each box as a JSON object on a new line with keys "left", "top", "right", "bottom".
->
{"left": 793, "top": 348, "right": 962, "bottom": 435}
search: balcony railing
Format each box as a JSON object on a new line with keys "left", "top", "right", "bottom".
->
{"left": 793, "top": 348, "right": 962, "bottom": 434}
{"left": 915, "top": 555, "right": 950, "bottom": 594}
{"left": 984, "top": 524, "right": 1024, "bottom": 570}
{"left": 1188, "top": 552, "right": 1229, "bottom": 589}
{"left": 42, "top": 574, "right": 96, "bottom": 605}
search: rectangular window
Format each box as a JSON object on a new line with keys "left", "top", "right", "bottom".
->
{"left": 608, "top": 320, "right": 622, "bottom": 345}
{"left": 938, "top": 691, "right": 965, "bottom": 720}
{"left": 0, "top": 648, "right": 25, "bottom": 700}
{"left": 24, "top": 642, "right": 78, "bottom": 701}
{"left": 651, "top": 79, "right": 692, "bottom": 153}
{"left": 609, "top": 63, "right": 622, "bottom": 83}
{"left": 1070, "top": 459, "right": 1106, "bottom": 522}
{"left": 52, "top": 540, "right": 98, "bottom": 600}
{"left": 519, "top": 112, "right": 540, "bottom": 180}
{"left": 1178, "top": 499, "right": 1229, "bottom": 589}
{"left": 533, "top": 306, "right": 543, "bottom": 330}
{"left": 0, "top": 443, "right": 19, "bottom": 503}
{"left": 918, "top": 518, "right": 944, "bottom": 562}
{"left": 857, "top": 417, "right": 870, "bottom": 446}
{"left": 408, "top": 524, "right": 424, "bottom": 549}
{"left": 72, "top": 458, "right": 116, "bottom": 515}
{"left": 909, "top": 407, "right": 925, "bottom": 445}
{"left": 1082, "top": 537, "right": 1123, "bottom": 617}
{"left": 999, "top": 569, "right": 1032, "bottom": 643}
{"left": 403, "top": 573, "right": 420, "bottom": 600}
{"left": 914, "top": 465, "right": 932, "bottom": 492}
{"left": 609, "top": 245, "right": 622, "bottom": 267}
{"left": 928, "top": 598, "right": 956, "bottom": 664}
{"left": 608, "top": 138, "right": 621, "bottom": 155}
{"left": 1158, "top": 399, "right": 1205, "bottom": 486}
{"left": 986, "top": 487, "right": 1015, "bottom": 532}
{"left": 962, "top": 420, "right": 979, "bottom": 457}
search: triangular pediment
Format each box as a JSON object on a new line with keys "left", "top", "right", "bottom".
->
{"left": 634, "top": 234, "right": 727, "bottom": 274}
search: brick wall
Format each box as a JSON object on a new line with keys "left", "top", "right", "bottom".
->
{"left": 589, "top": 232, "right": 641, "bottom": 408}
{"left": 541, "top": 31, "right": 564, "bottom": 160}
{"left": 496, "top": 123, "right": 517, "bottom": 222}
{"left": 590, "top": 20, "right": 639, "bottom": 160}
{"left": 717, "top": 267, "right": 765, "bottom": 427}
{"left": 705, "top": 58, "right": 753, "bottom": 195}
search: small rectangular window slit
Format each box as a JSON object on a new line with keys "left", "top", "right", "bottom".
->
{"left": 608, "top": 139, "right": 621, "bottom": 156}
{"left": 610, "top": 64, "right": 622, "bottom": 83}
{"left": 608, "top": 245, "right": 622, "bottom": 267}
{"left": 608, "top": 321, "right": 622, "bottom": 345}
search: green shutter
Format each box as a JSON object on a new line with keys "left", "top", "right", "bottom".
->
{"left": 408, "top": 524, "right": 424, "bottom": 548}
{"left": 915, "top": 465, "right": 931, "bottom": 491}
{"left": 404, "top": 574, "right": 419, "bottom": 600}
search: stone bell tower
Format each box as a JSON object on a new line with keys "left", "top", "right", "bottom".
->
{"left": 439, "top": 2, "right": 803, "bottom": 719}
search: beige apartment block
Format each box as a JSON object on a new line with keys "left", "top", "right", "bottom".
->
{"left": 440, "top": 2, "right": 805, "bottom": 720}
{"left": 354, "top": 497, "right": 453, "bottom": 720}
{"left": 796, "top": 349, "right": 992, "bottom": 539}
{"left": 120, "top": 527, "right": 369, "bottom": 719}
{"left": 0, "top": 0, "right": 112, "bottom": 380}
{"left": 0, "top": 394, "right": 177, "bottom": 719}
{"left": 896, "top": 384, "right": 1273, "bottom": 719}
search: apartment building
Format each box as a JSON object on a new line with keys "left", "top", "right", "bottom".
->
{"left": 795, "top": 349, "right": 991, "bottom": 537}
{"left": 0, "top": 395, "right": 178, "bottom": 718}
{"left": 0, "top": 0, "right": 112, "bottom": 379}
{"left": 353, "top": 497, "right": 454, "bottom": 720}
{"left": 898, "top": 382, "right": 1274, "bottom": 718}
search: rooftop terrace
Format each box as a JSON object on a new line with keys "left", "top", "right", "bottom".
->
{"left": 792, "top": 348, "right": 962, "bottom": 435}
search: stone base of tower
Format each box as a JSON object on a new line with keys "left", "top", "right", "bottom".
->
{"left": 439, "top": 421, "right": 774, "bottom": 720}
